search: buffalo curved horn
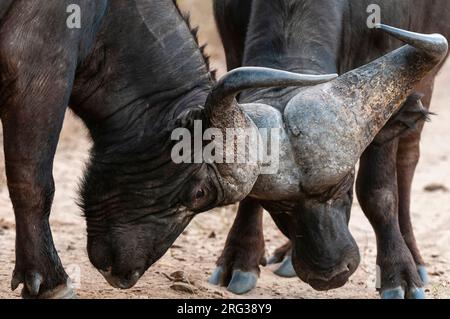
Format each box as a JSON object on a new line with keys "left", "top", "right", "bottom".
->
{"left": 285, "top": 25, "right": 448, "bottom": 194}
{"left": 206, "top": 67, "right": 337, "bottom": 128}
{"left": 376, "top": 24, "right": 448, "bottom": 60}
{"left": 204, "top": 67, "right": 337, "bottom": 204}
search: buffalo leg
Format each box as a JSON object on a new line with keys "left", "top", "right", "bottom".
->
{"left": 357, "top": 140, "right": 424, "bottom": 299}
{"left": 2, "top": 98, "right": 76, "bottom": 298}
{"left": 397, "top": 133, "right": 428, "bottom": 282}
{"left": 2, "top": 103, "right": 75, "bottom": 299}
{"left": 212, "top": 2, "right": 269, "bottom": 288}
{"left": 266, "top": 212, "right": 296, "bottom": 278}
{"left": 0, "top": 28, "right": 79, "bottom": 297}
{"left": 209, "top": 197, "right": 265, "bottom": 294}
{"left": 212, "top": 0, "right": 271, "bottom": 292}
{"left": 396, "top": 84, "right": 434, "bottom": 285}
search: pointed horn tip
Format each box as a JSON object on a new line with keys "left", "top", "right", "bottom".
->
{"left": 377, "top": 23, "right": 448, "bottom": 42}
{"left": 376, "top": 24, "right": 448, "bottom": 58}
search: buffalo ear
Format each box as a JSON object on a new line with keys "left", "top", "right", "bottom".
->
{"left": 372, "top": 93, "right": 431, "bottom": 145}
{"left": 173, "top": 106, "right": 205, "bottom": 130}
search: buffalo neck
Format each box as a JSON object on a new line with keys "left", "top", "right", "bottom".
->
{"left": 243, "top": 0, "right": 346, "bottom": 75}
{"left": 239, "top": 0, "right": 346, "bottom": 107}
{"left": 71, "top": 0, "right": 213, "bottom": 155}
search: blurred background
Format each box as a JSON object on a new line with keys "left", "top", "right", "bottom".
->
{"left": 0, "top": 1, "right": 448, "bottom": 299}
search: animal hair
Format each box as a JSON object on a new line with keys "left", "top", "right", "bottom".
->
{"left": 172, "top": 0, "right": 217, "bottom": 80}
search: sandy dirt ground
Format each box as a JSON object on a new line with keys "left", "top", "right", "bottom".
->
{"left": 0, "top": 1, "right": 449, "bottom": 299}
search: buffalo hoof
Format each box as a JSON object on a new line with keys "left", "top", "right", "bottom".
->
{"left": 208, "top": 267, "right": 258, "bottom": 295}
{"left": 267, "top": 255, "right": 281, "bottom": 265}
{"left": 227, "top": 270, "right": 258, "bottom": 295}
{"left": 267, "top": 242, "right": 296, "bottom": 278}
{"left": 267, "top": 241, "right": 291, "bottom": 265}
{"left": 406, "top": 287, "right": 426, "bottom": 299}
{"left": 208, "top": 266, "right": 225, "bottom": 286}
{"left": 381, "top": 287, "right": 405, "bottom": 299}
{"left": 381, "top": 286, "right": 426, "bottom": 299}
{"left": 273, "top": 256, "right": 297, "bottom": 278}
{"left": 18, "top": 277, "right": 76, "bottom": 299}
{"left": 377, "top": 254, "right": 428, "bottom": 299}
{"left": 417, "top": 266, "right": 429, "bottom": 285}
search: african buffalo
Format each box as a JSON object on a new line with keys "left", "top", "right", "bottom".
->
{"left": 0, "top": 0, "right": 446, "bottom": 299}
{"left": 210, "top": 0, "right": 450, "bottom": 299}
{"left": 0, "top": 0, "right": 337, "bottom": 298}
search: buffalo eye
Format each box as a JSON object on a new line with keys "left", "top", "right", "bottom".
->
{"left": 195, "top": 188, "right": 205, "bottom": 199}
{"left": 182, "top": 167, "right": 218, "bottom": 212}
{"left": 184, "top": 186, "right": 209, "bottom": 211}
{"left": 182, "top": 182, "right": 216, "bottom": 212}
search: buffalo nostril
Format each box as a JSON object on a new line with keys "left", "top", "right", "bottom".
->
{"left": 99, "top": 269, "right": 141, "bottom": 290}
{"left": 115, "top": 272, "right": 140, "bottom": 289}
{"left": 342, "top": 265, "right": 350, "bottom": 274}
{"left": 99, "top": 267, "right": 112, "bottom": 278}
{"left": 128, "top": 271, "right": 140, "bottom": 283}
{"left": 332, "top": 263, "right": 352, "bottom": 278}
{"left": 310, "top": 264, "right": 352, "bottom": 282}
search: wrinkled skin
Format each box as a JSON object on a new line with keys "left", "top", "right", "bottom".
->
{"left": 211, "top": 0, "right": 450, "bottom": 298}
